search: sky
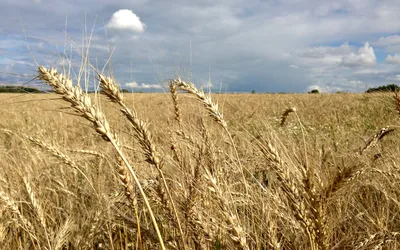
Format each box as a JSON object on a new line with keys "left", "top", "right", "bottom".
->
{"left": 2, "top": 0, "right": 400, "bottom": 93}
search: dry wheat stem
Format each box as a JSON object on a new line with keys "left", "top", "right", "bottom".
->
{"left": 257, "top": 140, "right": 324, "bottom": 247}
{"left": 359, "top": 127, "right": 396, "bottom": 155}
{"left": 28, "top": 136, "right": 97, "bottom": 193}
{"left": 98, "top": 73, "right": 186, "bottom": 249}
{"left": 23, "top": 178, "right": 47, "bottom": 230}
{"left": 172, "top": 78, "right": 227, "bottom": 129}
{"left": 204, "top": 168, "right": 249, "bottom": 249}
{"left": 114, "top": 156, "right": 143, "bottom": 249}
{"left": 38, "top": 66, "right": 117, "bottom": 143}
{"left": 53, "top": 217, "right": 72, "bottom": 250}
{"left": 98, "top": 74, "right": 161, "bottom": 167}
{"left": 37, "top": 66, "right": 166, "bottom": 250}
{"left": 0, "top": 191, "right": 37, "bottom": 241}
{"left": 0, "top": 223, "right": 6, "bottom": 243}
{"left": 172, "top": 78, "right": 250, "bottom": 197}
{"left": 355, "top": 231, "right": 400, "bottom": 250}
{"left": 67, "top": 149, "right": 107, "bottom": 159}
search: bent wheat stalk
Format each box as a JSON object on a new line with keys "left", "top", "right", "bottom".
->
{"left": 37, "top": 66, "right": 166, "bottom": 250}
{"left": 359, "top": 127, "right": 396, "bottom": 155}
{"left": 171, "top": 78, "right": 227, "bottom": 129}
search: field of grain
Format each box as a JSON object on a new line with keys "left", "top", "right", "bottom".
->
{"left": 1, "top": 72, "right": 400, "bottom": 249}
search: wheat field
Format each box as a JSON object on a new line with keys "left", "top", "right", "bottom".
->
{"left": 0, "top": 69, "right": 400, "bottom": 249}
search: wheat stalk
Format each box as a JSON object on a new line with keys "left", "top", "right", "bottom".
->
{"left": 0, "top": 191, "right": 36, "bottom": 240}
{"left": 98, "top": 74, "right": 161, "bottom": 167}
{"left": 359, "top": 127, "right": 396, "bottom": 155}
{"left": 355, "top": 231, "right": 400, "bottom": 250}
{"left": 257, "top": 136, "right": 328, "bottom": 249}
{"left": 98, "top": 73, "right": 187, "bottom": 249}
{"left": 23, "top": 178, "right": 47, "bottom": 230}
{"left": 37, "top": 65, "right": 166, "bottom": 250}
{"left": 28, "top": 136, "right": 97, "bottom": 193}
{"left": 52, "top": 217, "right": 72, "bottom": 250}
{"left": 172, "top": 78, "right": 227, "bottom": 129}
{"left": 204, "top": 168, "right": 249, "bottom": 249}
{"left": 67, "top": 149, "right": 107, "bottom": 159}
{"left": 172, "top": 78, "right": 251, "bottom": 200}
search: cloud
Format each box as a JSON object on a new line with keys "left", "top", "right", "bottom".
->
{"left": 5, "top": 0, "right": 400, "bottom": 93}
{"left": 301, "top": 43, "right": 352, "bottom": 59}
{"left": 106, "top": 9, "right": 146, "bottom": 32}
{"left": 306, "top": 79, "right": 365, "bottom": 93}
{"left": 372, "top": 35, "right": 400, "bottom": 53}
{"left": 125, "top": 81, "right": 162, "bottom": 89}
{"left": 307, "top": 85, "right": 325, "bottom": 92}
{"left": 374, "top": 35, "right": 400, "bottom": 46}
{"left": 340, "top": 42, "right": 376, "bottom": 68}
{"left": 306, "top": 84, "right": 342, "bottom": 93}
{"left": 297, "top": 43, "right": 354, "bottom": 70}
{"left": 140, "top": 83, "right": 162, "bottom": 89}
{"left": 294, "top": 43, "right": 375, "bottom": 92}
{"left": 385, "top": 74, "right": 400, "bottom": 81}
{"left": 126, "top": 81, "right": 138, "bottom": 88}
{"left": 349, "top": 80, "right": 363, "bottom": 85}
{"left": 385, "top": 53, "right": 400, "bottom": 64}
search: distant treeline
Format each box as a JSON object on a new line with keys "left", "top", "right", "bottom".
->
{"left": 366, "top": 84, "right": 400, "bottom": 93}
{"left": 0, "top": 86, "right": 44, "bottom": 93}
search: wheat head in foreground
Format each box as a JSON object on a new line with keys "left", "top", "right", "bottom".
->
{"left": 37, "top": 65, "right": 166, "bottom": 250}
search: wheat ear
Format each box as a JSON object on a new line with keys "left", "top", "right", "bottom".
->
{"left": 172, "top": 78, "right": 250, "bottom": 196}
{"left": 98, "top": 73, "right": 186, "bottom": 249}
{"left": 359, "top": 127, "right": 396, "bottom": 155}
{"left": 204, "top": 168, "right": 249, "bottom": 249}
{"left": 0, "top": 191, "right": 36, "bottom": 240}
{"left": 37, "top": 66, "right": 166, "bottom": 250}
{"left": 23, "top": 178, "right": 47, "bottom": 229}
{"left": 172, "top": 78, "right": 227, "bottom": 129}
{"left": 169, "top": 80, "right": 181, "bottom": 126}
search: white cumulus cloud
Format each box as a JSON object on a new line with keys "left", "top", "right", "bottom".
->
{"left": 301, "top": 43, "right": 352, "bottom": 59}
{"left": 140, "top": 83, "right": 162, "bottom": 89}
{"left": 126, "top": 81, "right": 138, "bottom": 88}
{"left": 126, "top": 81, "right": 162, "bottom": 89}
{"left": 349, "top": 80, "right": 363, "bottom": 85}
{"left": 306, "top": 84, "right": 342, "bottom": 93}
{"left": 385, "top": 53, "right": 400, "bottom": 64}
{"left": 106, "top": 9, "right": 146, "bottom": 32}
{"left": 340, "top": 42, "right": 376, "bottom": 68}
{"left": 307, "top": 85, "right": 324, "bottom": 92}
{"left": 374, "top": 35, "right": 400, "bottom": 46}
{"left": 306, "top": 79, "right": 365, "bottom": 93}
